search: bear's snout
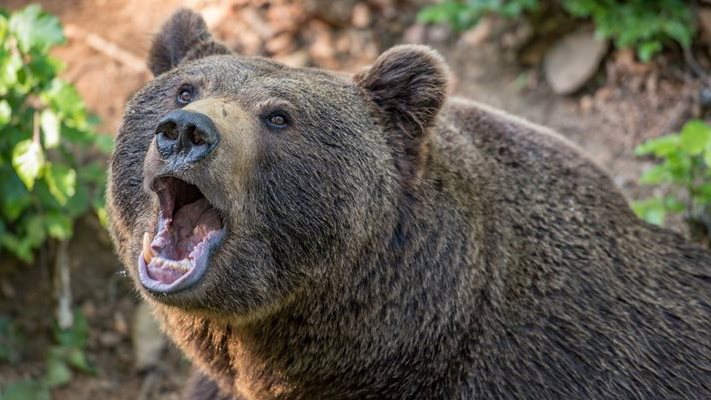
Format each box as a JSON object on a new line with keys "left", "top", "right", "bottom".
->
{"left": 154, "top": 109, "right": 221, "bottom": 167}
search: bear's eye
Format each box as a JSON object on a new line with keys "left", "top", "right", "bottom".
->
{"left": 177, "top": 89, "right": 193, "bottom": 105}
{"left": 265, "top": 112, "right": 289, "bottom": 130}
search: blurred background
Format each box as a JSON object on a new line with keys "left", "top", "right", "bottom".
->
{"left": 0, "top": 0, "right": 710, "bottom": 399}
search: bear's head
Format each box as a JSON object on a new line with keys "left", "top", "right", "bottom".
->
{"left": 108, "top": 9, "right": 450, "bottom": 316}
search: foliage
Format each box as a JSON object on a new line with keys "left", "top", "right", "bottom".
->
{"left": 633, "top": 120, "right": 711, "bottom": 229}
{"left": 0, "top": 315, "right": 24, "bottom": 364}
{"left": 0, "top": 311, "right": 93, "bottom": 399}
{"left": 0, "top": 5, "right": 111, "bottom": 263}
{"left": 418, "top": 0, "right": 537, "bottom": 32}
{"left": 562, "top": 0, "right": 695, "bottom": 62}
{"left": 418, "top": 0, "right": 696, "bottom": 62}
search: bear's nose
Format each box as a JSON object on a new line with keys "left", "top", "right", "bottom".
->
{"left": 154, "top": 109, "right": 220, "bottom": 166}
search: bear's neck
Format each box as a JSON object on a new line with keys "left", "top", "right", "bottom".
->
{"left": 156, "top": 163, "right": 502, "bottom": 399}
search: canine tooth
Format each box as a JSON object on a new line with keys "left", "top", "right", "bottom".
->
{"left": 143, "top": 232, "right": 154, "bottom": 263}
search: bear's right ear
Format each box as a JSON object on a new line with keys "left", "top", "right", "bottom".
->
{"left": 148, "top": 9, "right": 230, "bottom": 76}
{"left": 354, "top": 45, "right": 450, "bottom": 182}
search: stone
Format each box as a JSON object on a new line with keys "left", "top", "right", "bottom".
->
{"left": 131, "top": 302, "right": 167, "bottom": 371}
{"left": 543, "top": 30, "right": 608, "bottom": 95}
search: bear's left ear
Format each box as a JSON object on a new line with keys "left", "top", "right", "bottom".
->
{"left": 354, "top": 45, "right": 450, "bottom": 180}
{"left": 148, "top": 9, "right": 230, "bottom": 76}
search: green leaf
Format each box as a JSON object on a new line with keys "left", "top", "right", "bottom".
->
{"left": 40, "top": 108, "right": 61, "bottom": 148}
{"left": 637, "top": 41, "right": 662, "bottom": 63}
{"left": 0, "top": 52, "right": 22, "bottom": 91}
{"left": 9, "top": 4, "right": 65, "bottom": 53}
{"left": 65, "top": 184, "right": 90, "bottom": 218}
{"left": 631, "top": 198, "right": 667, "bottom": 226}
{"left": 12, "top": 139, "right": 45, "bottom": 190}
{"left": 54, "top": 310, "right": 89, "bottom": 349}
{"left": 24, "top": 214, "right": 47, "bottom": 249}
{"left": 66, "top": 347, "right": 94, "bottom": 373}
{"left": 44, "top": 212, "right": 72, "bottom": 240}
{"left": 663, "top": 196, "right": 685, "bottom": 213}
{"left": 679, "top": 120, "right": 711, "bottom": 155}
{"left": 41, "top": 79, "right": 86, "bottom": 123}
{"left": 44, "top": 355, "right": 72, "bottom": 387}
{"left": 663, "top": 19, "right": 692, "bottom": 48}
{"left": 638, "top": 164, "right": 668, "bottom": 185}
{"left": 0, "top": 232, "right": 34, "bottom": 263}
{"left": 44, "top": 163, "right": 76, "bottom": 205}
{"left": 95, "top": 206, "right": 108, "bottom": 228}
{"left": 28, "top": 53, "right": 62, "bottom": 83}
{"left": 0, "top": 99, "right": 11, "bottom": 125}
{"left": 94, "top": 134, "right": 113, "bottom": 153}
{"left": 634, "top": 135, "right": 680, "bottom": 157}
{"left": 1, "top": 379, "right": 51, "bottom": 400}
{"left": 0, "top": 14, "right": 8, "bottom": 43}
{"left": 0, "top": 168, "right": 30, "bottom": 222}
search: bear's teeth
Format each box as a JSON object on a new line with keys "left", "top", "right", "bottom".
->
{"left": 143, "top": 232, "right": 154, "bottom": 264}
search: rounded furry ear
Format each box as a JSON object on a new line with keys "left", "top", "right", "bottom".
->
{"left": 148, "top": 9, "right": 230, "bottom": 76}
{"left": 354, "top": 45, "right": 450, "bottom": 181}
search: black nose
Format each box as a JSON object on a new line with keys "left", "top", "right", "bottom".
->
{"left": 154, "top": 109, "right": 220, "bottom": 165}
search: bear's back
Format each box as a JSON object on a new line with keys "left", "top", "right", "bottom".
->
{"left": 431, "top": 98, "right": 711, "bottom": 398}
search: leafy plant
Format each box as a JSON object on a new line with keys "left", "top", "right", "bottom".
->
{"left": 0, "top": 311, "right": 93, "bottom": 399}
{"left": 418, "top": 0, "right": 696, "bottom": 62}
{"left": 45, "top": 310, "right": 95, "bottom": 387}
{"left": 0, "top": 5, "right": 111, "bottom": 263}
{"left": 418, "top": 0, "right": 538, "bottom": 32}
{"left": 562, "top": 0, "right": 695, "bottom": 62}
{"left": 0, "top": 315, "right": 24, "bottom": 364}
{"left": 632, "top": 120, "right": 711, "bottom": 236}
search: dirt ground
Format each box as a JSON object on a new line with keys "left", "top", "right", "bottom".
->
{"left": 0, "top": 0, "right": 703, "bottom": 399}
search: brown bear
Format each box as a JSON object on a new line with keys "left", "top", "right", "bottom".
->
{"left": 107, "top": 9, "right": 711, "bottom": 400}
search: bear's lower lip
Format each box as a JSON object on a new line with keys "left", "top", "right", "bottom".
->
{"left": 138, "top": 176, "right": 225, "bottom": 293}
{"left": 138, "top": 228, "right": 224, "bottom": 293}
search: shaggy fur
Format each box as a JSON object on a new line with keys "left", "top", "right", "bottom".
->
{"left": 108, "top": 9, "right": 711, "bottom": 400}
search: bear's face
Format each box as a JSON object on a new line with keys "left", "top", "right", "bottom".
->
{"left": 108, "top": 9, "right": 449, "bottom": 316}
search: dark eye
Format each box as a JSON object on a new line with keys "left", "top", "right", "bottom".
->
{"left": 177, "top": 89, "right": 193, "bottom": 104}
{"left": 265, "top": 112, "right": 289, "bottom": 129}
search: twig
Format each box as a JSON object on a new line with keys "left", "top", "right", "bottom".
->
{"left": 54, "top": 239, "right": 73, "bottom": 329}
{"left": 64, "top": 24, "right": 149, "bottom": 75}
{"left": 136, "top": 370, "right": 158, "bottom": 400}
{"left": 683, "top": 45, "right": 709, "bottom": 83}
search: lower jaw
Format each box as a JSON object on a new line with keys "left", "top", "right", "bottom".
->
{"left": 137, "top": 229, "right": 225, "bottom": 293}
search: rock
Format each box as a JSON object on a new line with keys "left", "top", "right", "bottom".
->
{"left": 699, "top": 87, "right": 711, "bottom": 108}
{"left": 274, "top": 50, "right": 309, "bottom": 68}
{"left": 266, "top": 33, "right": 294, "bottom": 55}
{"left": 113, "top": 310, "right": 129, "bottom": 335}
{"left": 266, "top": 4, "right": 305, "bottom": 34}
{"left": 99, "top": 331, "right": 122, "bottom": 347}
{"left": 403, "top": 23, "right": 426, "bottom": 44}
{"left": 543, "top": 30, "right": 608, "bottom": 95}
{"left": 131, "top": 302, "right": 166, "bottom": 372}
{"left": 1, "top": 280, "right": 16, "bottom": 298}
{"left": 305, "top": 0, "right": 357, "bottom": 25}
{"left": 459, "top": 17, "right": 494, "bottom": 47}
{"left": 351, "top": 3, "right": 371, "bottom": 29}
{"left": 427, "top": 24, "right": 453, "bottom": 43}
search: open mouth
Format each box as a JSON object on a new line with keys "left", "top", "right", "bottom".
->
{"left": 138, "top": 176, "right": 225, "bottom": 293}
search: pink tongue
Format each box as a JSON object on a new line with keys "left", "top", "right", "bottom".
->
{"left": 150, "top": 198, "right": 222, "bottom": 261}
{"left": 172, "top": 198, "right": 221, "bottom": 259}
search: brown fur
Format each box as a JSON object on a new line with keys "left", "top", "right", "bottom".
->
{"left": 108, "top": 9, "right": 711, "bottom": 400}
